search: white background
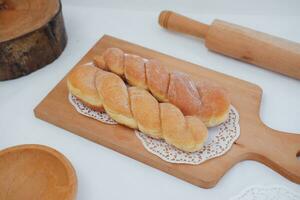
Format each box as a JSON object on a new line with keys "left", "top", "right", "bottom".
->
{"left": 1, "top": 0, "right": 300, "bottom": 199}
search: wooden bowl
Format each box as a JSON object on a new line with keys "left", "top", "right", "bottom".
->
{"left": 0, "top": 144, "right": 77, "bottom": 200}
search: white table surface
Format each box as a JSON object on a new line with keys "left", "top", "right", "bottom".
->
{"left": 1, "top": 0, "right": 300, "bottom": 199}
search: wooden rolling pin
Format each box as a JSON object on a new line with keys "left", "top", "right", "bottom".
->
{"left": 159, "top": 11, "right": 300, "bottom": 79}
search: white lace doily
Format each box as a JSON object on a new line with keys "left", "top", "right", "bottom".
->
{"left": 135, "top": 105, "right": 239, "bottom": 164}
{"left": 68, "top": 93, "right": 117, "bottom": 124}
{"left": 230, "top": 185, "right": 300, "bottom": 200}
{"left": 69, "top": 93, "right": 240, "bottom": 165}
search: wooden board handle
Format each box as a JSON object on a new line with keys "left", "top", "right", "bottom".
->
{"left": 246, "top": 126, "right": 300, "bottom": 183}
{"left": 159, "top": 10, "right": 209, "bottom": 38}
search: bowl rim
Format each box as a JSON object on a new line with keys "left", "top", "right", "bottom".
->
{"left": 0, "top": 144, "right": 77, "bottom": 200}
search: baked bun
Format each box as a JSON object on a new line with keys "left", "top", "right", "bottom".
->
{"left": 185, "top": 116, "right": 208, "bottom": 151}
{"left": 94, "top": 55, "right": 106, "bottom": 70}
{"left": 102, "top": 48, "right": 124, "bottom": 75}
{"left": 95, "top": 70, "right": 137, "bottom": 129}
{"left": 67, "top": 65, "right": 104, "bottom": 111}
{"left": 196, "top": 80, "right": 230, "bottom": 127}
{"left": 128, "top": 87, "right": 162, "bottom": 138}
{"left": 160, "top": 103, "right": 207, "bottom": 152}
{"left": 145, "top": 59, "right": 169, "bottom": 102}
{"left": 124, "top": 54, "right": 147, "bottom": 89}
{"left": 168, "top": 72, "right": 202, "bottom": 115}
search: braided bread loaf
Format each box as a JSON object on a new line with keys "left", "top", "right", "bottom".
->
{"left": 67, "top": 65, "right": 208, "bottom": 152}
{"left": 94, "top": 48, "right": 230, "bottom": 127}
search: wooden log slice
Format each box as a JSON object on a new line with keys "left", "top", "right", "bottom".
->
{"left": 0, "top": 0, "right": 67, "bottom": 80}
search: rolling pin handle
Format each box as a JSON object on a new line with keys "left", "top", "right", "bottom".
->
{"left": 159, "top": 10, "right": 209, "bottom": 39}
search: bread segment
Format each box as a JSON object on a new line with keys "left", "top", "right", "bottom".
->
{"left": 160, "top": 103, "right": 207, "bottom": 152}
{"left": 185, "top": 116, "right": 208, "bottom": 151}
{"left": 124, "top": 54, "right": 147, "bottom": 89}
{"left": 95, "top": 70, "right": 137, "bottom": 129}
{"left": 67, "top": 65, "right": 104, "bottom": 111}
{"left": 160, "top": 103, "right": 186, "bottom": 146}
{"left": 128, "top": 87, "right": 162, "bottom": 138}
{"left": 196, "top": 80, "right": 230, "bottom": 127}
{"left": 168, "top": 72, "right": 202, "bottom": 115}
{"left": 102, "top": 48, "right": 124, "bottom": 75}
{"left": 145, "top": 59, "right": 169, "bottom": 102}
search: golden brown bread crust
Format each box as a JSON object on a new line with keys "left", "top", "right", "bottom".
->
{"left": 124, "top": 54, "right": 147, "bottom": 89}
{"left": 95, "top": 70, "right": 137, "bottom": 129}
{"left": 93, "top": 55, "right": 106, "bottom": 70}
{"left": 94, "top": 70, "right": 207, "bottom": 152}
{"left": 128, "top": 87, "right": 162, "bottom": 138}
{"left": 75, "top": 96, "right": 105, "bottom": 112}
{"left": 67, "top": 65, "right": 103, "bottom": 111}
{"left": 168, "top": 72, "right": 202, "bottom": 115}
{"left": 103, "top": 48, "right": 124, "bottom": 75}
{"left": 160, "top": 103, "right": 207, "bottom": 152}
{"left": 185, "top": 116, "right": 208, "bottom": 151}
{"left": 93, "top": 47, "right": 230, "bottom": 127}
{"left": 145, "top": 59, "right": 169, "bottom": 102}
{"left": 67, "top": 66, "right": 208, "bottom": 152}
{"left": 196, "top": 80, "right": 230, "bottom": 127}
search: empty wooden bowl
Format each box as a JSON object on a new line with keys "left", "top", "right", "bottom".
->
{"left": 0, "top": 144, "right": 77, "bottom": 200}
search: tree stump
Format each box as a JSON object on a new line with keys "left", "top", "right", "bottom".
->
{"left": 0, "top": 0, "right": 67, "bottom": 80}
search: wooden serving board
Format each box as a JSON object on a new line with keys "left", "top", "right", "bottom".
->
{"left": 34, "top": 35, "right": 300, "bottom": 188}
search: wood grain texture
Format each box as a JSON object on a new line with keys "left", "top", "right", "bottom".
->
{"left": 159, "top": 10, "right": 209, "bottom": 38}
{"left": 0, "top": 0, "right": 67, "bottom": 80}
{"left": 34, "top": 35, "right": 300, "bottom": 188}
{"left": 0, "top": 144, "right": 77, "bottom": 200}
{"left": 159, "top": 10, "right": 300, "bottom": 80}
{"left": 205, "top": 20, "right": 300, "bottom": 80}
